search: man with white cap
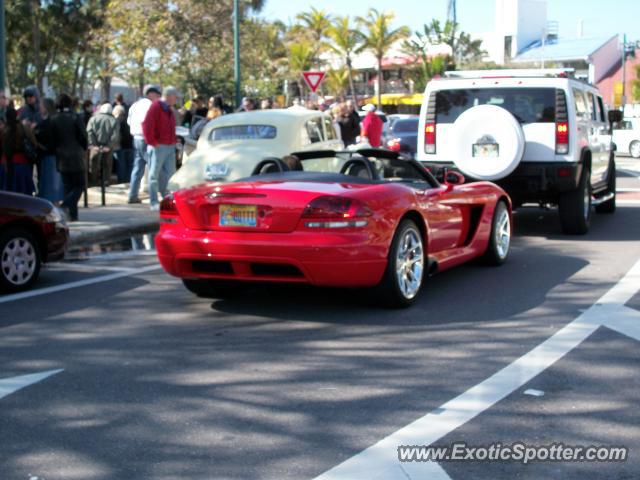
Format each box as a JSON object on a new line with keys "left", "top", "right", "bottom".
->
{"left": 142, "top": 86, "right": 179, "bottom": 210}
{"left": 360, "top": 103, "right": 383, "bottom": 148}
{"left": 127, "top": 84, "right": 161, "bottom": 203}
{"left": 86, "top": 102, "right": 119, "bottom": 185}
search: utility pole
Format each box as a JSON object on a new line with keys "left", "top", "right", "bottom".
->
{"left": 0, "top": 0, "right": 6, "bottom": 93}
{"left": 621, "top": 34, "right": 627, "bottom": 108}
{"left": 233, "top": 0, "right": 241, "bottom": 109}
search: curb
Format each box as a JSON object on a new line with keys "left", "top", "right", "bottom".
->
{"left": 69, "top": 220, "right": 159, "bottom": 248}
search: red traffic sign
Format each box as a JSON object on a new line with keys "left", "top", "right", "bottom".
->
{"left": 302, "top": 71, "right": 326, "bottom": 93}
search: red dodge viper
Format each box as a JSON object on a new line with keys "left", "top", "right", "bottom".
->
{"left": 156, "top": 149, "right": 512, "bottom": 307}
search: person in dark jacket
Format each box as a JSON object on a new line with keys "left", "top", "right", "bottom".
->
{"left": 1, "top": 107, "right": 35, "bottom": 195}
{"left": 336, "top": 103, "right": 360, "bottom": 146}
{"left": 18, "top": 86, "right": 42, "bottom": 125}
{"left": 113, "top": 105, "right": 134, "bottom": 183}
{"left": 50, "top": 93, "right": 88, "bottom": 221}
{"left": 35, "top": 98, "right": 64, "bottom": 203}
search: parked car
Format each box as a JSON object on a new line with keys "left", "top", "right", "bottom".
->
{"left": 612, "top": 117, "right": 640, "bottom": 158}
{"left": 385, "top": 116, "right": 419, "bottom": 159}
{"left": 169, "top": 110, "right": 344, "bottom": 190}
{"left": 0, "top": 192, "right": 68, "bottom": 292}
{"left": 156, "top": 148, "right": 512, "bottom": 308}
{"left": 417, "top": 69, "right": 620, "bottom": 234}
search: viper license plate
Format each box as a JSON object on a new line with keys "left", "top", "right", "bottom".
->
{"left": 219, "top": 204, "right": 257, "bottom": 227}
{"left": 472, "top": 143, "right": 499, "bottom": 158}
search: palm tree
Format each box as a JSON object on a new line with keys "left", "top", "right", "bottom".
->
{"left": 288, "top": 41, "right": 314, "bottom": 98}
{"left": 325, "top": 68, "right": 350, "bottom": 98}
{"left": 357, "top": 8, "right": 410, "bottom": 109}
{"left": 296, "top": 7, "right": 332, "bottom": 64}
{"left": 327, "top": 15, "right": 364, "bottom": 104}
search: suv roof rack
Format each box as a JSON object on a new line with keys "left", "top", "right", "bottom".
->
{"left": 443, "top": 68, "right": 576, "bottom": 79}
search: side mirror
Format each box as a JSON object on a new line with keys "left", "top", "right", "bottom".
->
{"left": 608, "top": 109, "right": 623, "bottom": 124}
{"left": 443, "top": 169, "right": 465, "bottom": 191}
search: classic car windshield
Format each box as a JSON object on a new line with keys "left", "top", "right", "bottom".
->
{"left": 209, "top": 125, "right": 277, "bottom": 141}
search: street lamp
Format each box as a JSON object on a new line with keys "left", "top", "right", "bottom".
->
{"left": 233, "top": 0, "right": 241, "bottom": 109}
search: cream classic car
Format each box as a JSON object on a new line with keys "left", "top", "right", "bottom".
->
{"left": 169, "top": 109, "right": 344, "bottom": 190}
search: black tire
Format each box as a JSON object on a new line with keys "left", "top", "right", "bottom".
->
{"left": 482, "top": 200, "right": 511, "bottom": 266}
{"left": 373, "top": 219, "right": 425, "bottom": 308}
{"left": 182, "top": 279, "right": 237, "bottom": 299}
{"left": 559, "top": 165, "right": 591, "bottom": 235}
{"left": 595, "top": 157, "right": 616, "bottom": 214}
{"left": 0, "top": 228, "right": 42, "bottom": 293}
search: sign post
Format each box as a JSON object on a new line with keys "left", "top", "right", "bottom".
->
{"left": 302, "top": 71, "right": 326, "bottom": 94}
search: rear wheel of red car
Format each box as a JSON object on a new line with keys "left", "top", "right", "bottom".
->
{"left": 0, "top": 228, "right": 41, "bottom": 293}
{"left": 375, "top": 219, "right": 425, "bottom": 308}
{"left": 182, "top": 279, "right": 236, "bottom": 299}
{"left": 482, "top": 200, "right": 511, "bottom": 266}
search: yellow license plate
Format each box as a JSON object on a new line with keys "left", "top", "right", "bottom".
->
{"left": 219, "top": 204, "right": 257, "bottom": 227}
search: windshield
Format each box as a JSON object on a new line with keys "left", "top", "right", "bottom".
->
{"left": 436, "top": 88, "right": 556, "bottom": 124}
{"left": 293, "top": 153, "right": 430, "bottom": 184}
{"left": 209, "top": 125, "right": 277, "bottom": 141}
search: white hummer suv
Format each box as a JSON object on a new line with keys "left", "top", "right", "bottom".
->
{"left": 417, "top": 69, "right": 622, "bottom": 234}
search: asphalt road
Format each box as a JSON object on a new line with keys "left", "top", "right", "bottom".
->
{"left": 1, "top": 159, "right": 639, "bottom": 480}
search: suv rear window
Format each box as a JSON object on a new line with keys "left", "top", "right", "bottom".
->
{"left": 435, "top": 88, "right": 556, "bottom": 124}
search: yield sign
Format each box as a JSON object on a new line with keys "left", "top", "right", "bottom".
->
{"left": 302, "top": 71, "right": 326, "bottom": 93}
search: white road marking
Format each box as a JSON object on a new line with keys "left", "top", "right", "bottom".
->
{"left": 0, "top": 369, "right": 64, "bottom": 400}
{"left": 617, "top": 188, "right": 640, "bottom": 192}
{"left": 45, "top": 263, "right": 137, "bottom": 273}
{"left": 314, "top": 259, "right": 640, "bottom": 480}
{"left": 523, "top": 389, "right": 545, "bottom": 397}
{"left": 0, "top": 264, "right": 161, "bottom": 305}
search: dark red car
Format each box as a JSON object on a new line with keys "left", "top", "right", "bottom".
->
{"left": 157, "top": 149, "right": 512, "bottom": 308}
{"left": 0, "top": 191, "right": 68, "bottom": 292}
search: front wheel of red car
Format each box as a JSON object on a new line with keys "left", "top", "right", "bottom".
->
{"left": 0, "top": 228, "right": 42, "bottom": 293}
{"left": 374, "top": 219, "right": 425, "bottom": 308}
{"left": 482, "top": 200, "right": 511, "bottom": 266}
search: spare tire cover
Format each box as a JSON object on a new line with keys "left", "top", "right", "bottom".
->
{"left": 450, "top": 104, "right": 525, "bottom": 181}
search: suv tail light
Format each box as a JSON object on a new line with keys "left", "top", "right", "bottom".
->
{"left": 424, "top": 123, "right": 436, "bottom": 154}
{"left": 555, "top": 121, "right": 569, "bottom": 154}
{"left": 555, "top": 88, "right": 569, "bottom": 154}
{"left": 302, "top": 196, "right": 371, "bottom": 228}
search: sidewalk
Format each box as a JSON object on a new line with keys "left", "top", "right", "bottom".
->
{"left": 69, "top": 184, "right": 159, "bottom": 247}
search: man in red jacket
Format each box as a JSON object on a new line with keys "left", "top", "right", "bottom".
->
{"left": 142, "top": 86, "right": 178, "bottom": 210}
{"left": 360, "top": 103, "right": 383, "bottom": 147}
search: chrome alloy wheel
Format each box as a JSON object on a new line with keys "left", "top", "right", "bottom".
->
{"left": 630, "top": 141, "right": 640, "bottom": 159}
{"left": 1, "top": 237, "right": 37, "bottom": 286}
{"left": 395, "top": 227, "right": 424, "bottom": 299}
{"left": 495, "top": 208, "right": 511, "bottom": 260}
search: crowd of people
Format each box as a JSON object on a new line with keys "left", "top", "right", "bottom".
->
{"left": 0, "top": 84, "right": 383, "bottom": 220}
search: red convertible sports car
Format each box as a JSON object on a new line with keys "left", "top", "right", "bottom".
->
{"left": 156, "top": 149, "right": 512, "bottom": 307}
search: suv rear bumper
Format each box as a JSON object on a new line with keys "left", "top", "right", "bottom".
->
{"left": 422, "top": 161, "right": 583, "bottom": 206}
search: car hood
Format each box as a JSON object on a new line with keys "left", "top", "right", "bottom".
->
{"left": 169, "top": 142, "right": 291, "bottom": 191}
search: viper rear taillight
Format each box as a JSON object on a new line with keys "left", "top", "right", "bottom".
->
{"left": 387, "top": 138, "right": 402, "bottom": 152}
{"left": 160, "top": 194, "right": 178, "bottom": 223}
{"left": 302, "top": 196, "right": 371, "bottom": 228}
{"left": 424, "top": 123, "right": 436, "bottom": 154}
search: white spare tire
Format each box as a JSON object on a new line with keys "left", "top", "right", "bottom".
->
{"left": 450, "top": 104, "right": 525, "bottom": 181}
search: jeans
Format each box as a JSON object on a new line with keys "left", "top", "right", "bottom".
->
{"left": 148, "top": 144, "right": 176, "bottom": 206}
{"left": 61, "top": 171, "right": 85, "bottom": 221}
{"left": 129, "top": 137, "right": 148, "bottom": 201}
{"left": 114, "top": 148, "right": 134, "bottom": 184}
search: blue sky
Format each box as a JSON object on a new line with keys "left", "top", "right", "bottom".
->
{"left": 261, "top": 0, "right": 640, "bottom": 42}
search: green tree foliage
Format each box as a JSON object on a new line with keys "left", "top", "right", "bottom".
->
{"left": 356, "top": 8, "right": 410, "bottom": 108}
{"left": 326, "top": 16, "right": 364, "bottom": 103}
